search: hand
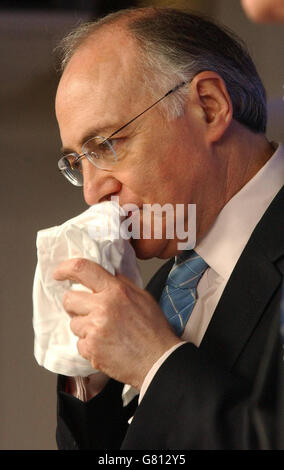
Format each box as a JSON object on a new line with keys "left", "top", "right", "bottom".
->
{"left": 53, "top": 258, "right": 182, "bottom": 390}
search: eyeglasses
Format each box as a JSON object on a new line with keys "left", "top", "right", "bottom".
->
{"left": 58, "top": 80, "right": 189, "bottom": 187}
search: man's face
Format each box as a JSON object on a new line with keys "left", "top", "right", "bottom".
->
{"left": 55, "top": 29, "right": 210, "bottom": 259}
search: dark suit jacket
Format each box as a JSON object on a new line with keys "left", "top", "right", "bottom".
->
{"left": 56, "top": 186, "right": 284, "bottom": 450}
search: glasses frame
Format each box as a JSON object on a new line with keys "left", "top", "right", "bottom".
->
{"left": 58, "top": 80, "right": 189, "bottom": 184}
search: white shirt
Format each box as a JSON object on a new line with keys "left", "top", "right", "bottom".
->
{"left": 138, "top": 142, "right": 284, "bottom": 405}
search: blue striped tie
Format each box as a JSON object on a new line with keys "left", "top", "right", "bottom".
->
{"left": 159, "top": 250, "right": 208, "bottom": 336}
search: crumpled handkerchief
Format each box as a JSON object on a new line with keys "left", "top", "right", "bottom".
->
{"left": 33, "top": 200, "right": 143, "bottom": 378}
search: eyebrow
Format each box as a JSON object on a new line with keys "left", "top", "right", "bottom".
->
{"left": 60, "top": 124, "right": 116, "bottom": 154}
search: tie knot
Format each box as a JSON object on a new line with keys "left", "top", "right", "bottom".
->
{"left": 168, "top": 250, "right": 208, "bottom": 289}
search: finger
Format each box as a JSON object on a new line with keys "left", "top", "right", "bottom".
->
{"left": 70, "top": 315, "right": 88, "bottom": 338}
{"left": 63, "top": 290, "right": 95, "bottom": 316}
{"left": 53, "top": 258, "right": 115, "bottom": 293}
{"left": 77, "top": 337, "right": 91, "bottom": 363}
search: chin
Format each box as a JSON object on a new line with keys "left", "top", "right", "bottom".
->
{"left": 130, "top": 238, "right": 178, "bottom": 260}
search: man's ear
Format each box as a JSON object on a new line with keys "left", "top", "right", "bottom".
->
{"left": 189, "top": 71, "right": 233, "bottom": 143}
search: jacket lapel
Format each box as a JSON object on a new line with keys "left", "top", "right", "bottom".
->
{"left": 199, "top": 241, "right": 281, "bottom": 370}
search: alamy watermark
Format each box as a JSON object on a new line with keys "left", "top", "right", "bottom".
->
{"left": 87, "top": 196, "right": 196, "bottom": 250}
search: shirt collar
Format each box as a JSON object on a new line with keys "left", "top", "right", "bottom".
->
{"left": 195, "top": 143, "right": 284, "bottom": 281}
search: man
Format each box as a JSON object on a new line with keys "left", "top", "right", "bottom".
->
{"left": 241, "top": 0, "right": 284, "bottom": 22}
{"left": 53, "top": 8, "right": 284, "bottom": 449}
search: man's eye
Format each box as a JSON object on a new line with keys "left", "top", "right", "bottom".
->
{"left": 73, "top": 159, "right": 82, "bottom": 170}
{"left": 67, "top": 154, "right": 82, "bottom": 170}
{"left": 98, "top": 138, "right": 124, "bottom": 153}
{"left": 108, "top": 138, "right": 116, "bottom": 148}
{"left": 106, "top": 138, "right": 123, "bottom": 149}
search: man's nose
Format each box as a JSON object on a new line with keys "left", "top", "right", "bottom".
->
{"left": 82, "top": 160, "right": 122, "bottom": 205}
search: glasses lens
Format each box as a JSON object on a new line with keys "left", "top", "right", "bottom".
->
{"left": 58, "top": 155, "right": 83, "bottom": 187}
{"left": 82, "top": 136, "right": 117, "bottom": 170}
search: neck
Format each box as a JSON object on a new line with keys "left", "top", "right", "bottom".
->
{"left": 196, "top": 122, "right": 275, "bottom": 242}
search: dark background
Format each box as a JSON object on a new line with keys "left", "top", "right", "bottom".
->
{"left": 0, "top": 0, "right": 283, "bottom": 449}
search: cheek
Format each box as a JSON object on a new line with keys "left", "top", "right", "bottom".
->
{"left": 116, "top": 129, "right": 195, "bottom": 204}
{"left": 116, "top": 148, "right": 163, "bottom": 200}
{"left": 118, "top": 167, "right": 161, "bottom": 201}
{"left": 119, "top": 164, "right": 190, "bottom": 207}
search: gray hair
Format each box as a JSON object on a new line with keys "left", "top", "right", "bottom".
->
{"left": 56, "top": 7, "right": 267, "bottom": 133}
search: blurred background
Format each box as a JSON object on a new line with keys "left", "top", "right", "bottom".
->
{"left": 0, "top": 0, "right": 283, "bottom": 450}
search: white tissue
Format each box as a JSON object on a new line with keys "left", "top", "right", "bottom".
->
{"left": 33, "top": 201, "right": 143, "bottom": 377}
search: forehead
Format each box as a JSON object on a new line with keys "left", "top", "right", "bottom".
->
{"left": 55, "top": 28, "right": 151, "bottom": 145}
